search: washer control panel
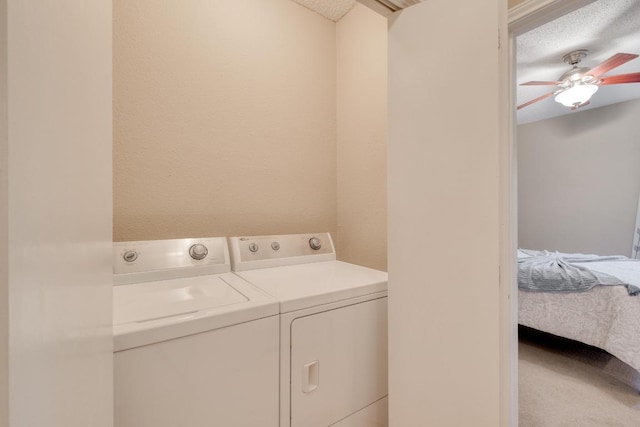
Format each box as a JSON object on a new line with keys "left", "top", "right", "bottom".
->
{"left": 188, "top": 243, "right": 209, "bottom": 260}
{"left": 114, "top": 237, "right": 230, "bottom": 285}
{"left": 308, "top": 237, "right": 322, "bottom": 250}
{"left": 229, "top": 233, "right": 336, "bottom": 271}
{"left": 122, "top": 250, "right": 139, "bottom": 263}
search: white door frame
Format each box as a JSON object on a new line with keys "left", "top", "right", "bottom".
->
{"left": 502, "top": 1, "right": 598, "bottom": 426}
{"left": 508, "top": 0, "right": 597, "bottom": 35}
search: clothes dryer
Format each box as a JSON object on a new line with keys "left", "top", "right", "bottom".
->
{"left": 230, "top": 233, "right": 389, "bottom": 427}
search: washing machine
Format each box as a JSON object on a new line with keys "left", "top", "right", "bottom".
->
{"left": 230, "top": 233, "right": 389, "bottom": 427}
{"left": 113, "top": 237, "right": 280, "bottom": 427}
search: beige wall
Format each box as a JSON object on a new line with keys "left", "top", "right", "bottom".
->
{"left": 508, "top": 0, "right": 526, "bottom": 8}
{"left": 114, "top": 0, "right": 389, "bottom": 271}
{"left": 114, "top": 0, "right": 337, "bottom": 242}
{"left": 336, "top": 4, "right": 388, "bottom": 271}
{"left": 0, "top": 0, "right": 7, "bottom": 424}
{"left": 388, "top": 0, "right": 504, "bottom": 424}
{"left": 518, "top": 99, "right": 640, "bottom": 256}
{"left": 7, "top": 0, "right": 113, "bottom": 425}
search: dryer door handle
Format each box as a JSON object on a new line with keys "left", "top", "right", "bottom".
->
{"left": 302, "top": 360, "right": 319, "bottom": 393}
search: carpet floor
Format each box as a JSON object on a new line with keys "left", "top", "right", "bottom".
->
{"left": 519, "top": 327, "right": 640, "bottom": 426}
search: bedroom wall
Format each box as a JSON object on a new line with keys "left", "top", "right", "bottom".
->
{"left": 113, "top": 0, "right": 337, "bottom": 242}
{"left": 518, "top": 98, "right": 640, "bottom": 256}
{"left": 336, "top": 3, "right": 388, "bottom": 271}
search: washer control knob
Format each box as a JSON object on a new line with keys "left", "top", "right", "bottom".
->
{"left": 309, "top": 237, "right": 322, "bottom": 251}
{"left": 123, "top": 250, "right": 138, "bottom": 263}
{"left": 189, "top": 244, "right": 208, "bottom": 260}
{"left": 271, "top": 241, "right": 280, "bottom": 251}
{"left": 248, "top": 243, "right": 259, "bottom": 253}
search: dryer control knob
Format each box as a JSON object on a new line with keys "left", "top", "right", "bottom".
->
{"left": 189, "top": 244, "right": 208, "bottom": 260}
{"left": 309, "top": 237, "right": 322, "bottom": 251}
{"left": 123, "top": 250, "right": 138, "bottom": 263}
{"left": 248, "top": 243, "right": 259, "bottom": 253}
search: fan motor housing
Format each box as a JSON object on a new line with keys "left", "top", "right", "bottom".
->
{"left": 562, "top": 49, "right": 589, "bottom": 66}
{"left": 559, "top": 67, "right": 592, "bottom": 84}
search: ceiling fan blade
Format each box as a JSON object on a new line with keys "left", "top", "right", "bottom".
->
{"left": 599, "top": 72, "right": 640, "bottom": 85}
{"left": 520, "top": 81, "right": 561, "bottom": 86}
{"left": 517, "top": 92, "right": 554, "bottom": 110}
{"left": 587, "top": 53, "right": 639, "bottom": 78}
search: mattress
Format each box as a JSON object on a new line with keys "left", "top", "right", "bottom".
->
{"left": 518, "top": 250, "right": 640, "bottom": 372}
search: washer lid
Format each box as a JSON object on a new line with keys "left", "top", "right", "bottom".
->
{"left": 114, "top": 275, "right": 248, "bottom": 325}
{"left": 113, "top": 273, "right": 278, "bottom": 352}
{"left": 234, "top": 260, "right": 388, "bottom": 313}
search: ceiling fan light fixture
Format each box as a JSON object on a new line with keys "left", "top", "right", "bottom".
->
{"left": 518, "top": 51, "right": 640, "bottom": 112}
{"left": 554, "top": 83, "right": 599, "bottom": 108}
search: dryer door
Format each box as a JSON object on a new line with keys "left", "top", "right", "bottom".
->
{"left": 290, "top": 297, "right": 388, "bottom": 427}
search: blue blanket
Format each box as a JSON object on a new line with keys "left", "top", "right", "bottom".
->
{"left": 518, "top": 250, "right": 640, "bottom": 296}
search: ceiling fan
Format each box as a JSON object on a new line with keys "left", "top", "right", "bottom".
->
{"left": 518, "top": 49, "right": 640, "bottom": 111}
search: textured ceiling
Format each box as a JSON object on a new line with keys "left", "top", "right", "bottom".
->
{"left": 377, "top": 0, "right": 423, "bottom": 11}
{"left": 292, "top": 0, "right": 423, "bottom": 20}
{"left": 517, "top": 0, "right": 640, "bottom": 124}
{"left": 291, "top": 0, "right": 357, "bottom": 21}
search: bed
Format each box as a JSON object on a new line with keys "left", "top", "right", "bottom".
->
{"left": 518, "top": 249, "right": 640, "bottom": 373}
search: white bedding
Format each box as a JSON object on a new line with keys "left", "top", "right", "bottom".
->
{"left": 518, "top": 250, "right": 640, "bottom": 372}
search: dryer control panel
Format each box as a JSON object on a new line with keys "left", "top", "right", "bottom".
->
{"left": 230, "top": 233, "right": 336, "bottom": 272}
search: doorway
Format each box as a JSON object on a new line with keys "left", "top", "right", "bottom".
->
{"left": 510, "top": 0, "right": 640, "bottom": 425}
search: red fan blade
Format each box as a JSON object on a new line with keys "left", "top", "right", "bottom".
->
{"left": 587, "top": 53, "right": 639, "bottom": 79}
{"left": 517, "top": 92, "right": 554, "bottom": 110}
{"left": 599, "top": 72, "right": 640, "bottom": 85}
{"left": 520, "top": 81, "right": 561, "bottom": 86}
